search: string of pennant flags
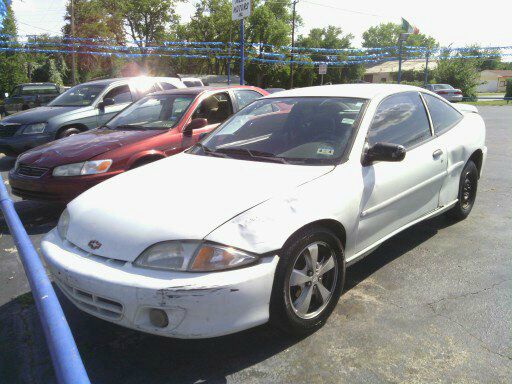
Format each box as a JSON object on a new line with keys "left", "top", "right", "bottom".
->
{"left": 0, "top": 33, "right": 511, "bottom": 67}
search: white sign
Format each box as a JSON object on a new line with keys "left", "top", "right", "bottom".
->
{"left": 232, "top": 0, "right": 251, "bottom": 21}
{"left": 319, "top": 63, "right": 327, "bottom": 75}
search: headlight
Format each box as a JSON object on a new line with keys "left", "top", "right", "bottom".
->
{"left": 23, "top": 123, "right": 46, "bottom": 135}
{"left": 14, "top": 157, "right": 21, "bottom": 171}
{"left": 52, "top": 159, "right": 112, "bottom": 177}
{"left": 57, "top": 209, "right": 69, "bottom": 239}
{"left": 134, "top": 241, "right": 258, "bottom": 272}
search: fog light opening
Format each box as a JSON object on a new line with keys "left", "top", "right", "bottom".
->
{"left": 149, "top": 308, "right": 169, "bottom": 328}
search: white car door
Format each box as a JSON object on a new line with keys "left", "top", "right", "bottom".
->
{"left": 421, "top": 93, "right": 467, "bottom": 207}
{"left": 356, "top": 92, "right": 447, "bottom": 254}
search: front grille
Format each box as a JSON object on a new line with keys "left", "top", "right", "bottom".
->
{"left": 0, "top": 123, "right": 21, "bottom": 137}
{"left": 11, "top": 187, "right": 60, "bottom": 201}
{"left": 57, "top": 280, "right": 124, "bottom": 320}
{"left": 17, "top": 164, "right": 49, "bottom": 177}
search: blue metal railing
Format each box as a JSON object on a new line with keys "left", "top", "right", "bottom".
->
{"left": 0, "top": 176, "right": 90, "bottom": 384}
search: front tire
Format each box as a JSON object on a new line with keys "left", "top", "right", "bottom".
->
{"left": 270, "top": 226, "right": 345, "bottom": 335}
{"left": 57, "top": 127, "right": 81, "bottom": 139}
{"left": 446, "top": 160, "right": 478, "bottom": 221}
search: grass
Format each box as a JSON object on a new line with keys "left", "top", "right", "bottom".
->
{"left": 465, "top": 100, "right": 511, "bottom": 106}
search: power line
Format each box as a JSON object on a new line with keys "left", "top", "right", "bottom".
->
{"left": 301, "top": 0, "right": 384, "bottom": 18}
{"left": 17, "top": 20, "right": 61, "bottom": 34}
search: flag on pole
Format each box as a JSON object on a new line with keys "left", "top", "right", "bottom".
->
{"left": 401, "top": 18, "right": 420, "bottom": 34}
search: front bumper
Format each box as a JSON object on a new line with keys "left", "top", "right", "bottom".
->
{"left": 41, "top": 229, "right": 279, "bottom": 338}
{"left": 0, "top": 133, "right": 53, "bottom": 156}
{"left": 9, "top": 169, "right": 122, "bottom": 202}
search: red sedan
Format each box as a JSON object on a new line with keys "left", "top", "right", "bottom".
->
{"left": 9, "top": 86, "right": 268, "bottom": 202}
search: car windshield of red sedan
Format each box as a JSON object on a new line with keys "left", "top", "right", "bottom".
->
{"left": 191, "top": 97, "right": 366, "bottom": 165}
{"left": 106, "top": 94, "right": 195, "bottom": 130}
{"left": 49, "top": 84, "right": 106, "bottom": 107}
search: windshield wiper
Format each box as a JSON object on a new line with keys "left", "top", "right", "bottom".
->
{"left": 114, "top": 124, "right": 148, "bottom": 130}
{"left": 215, "top": 147, "right": 289, "bottom": 163}
{"left": 194, "top": 143, "right": 228, "bottom": 158}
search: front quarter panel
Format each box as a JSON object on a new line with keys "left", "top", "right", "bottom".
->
{"left": 205, "top": 165, "right": 363, "bottom": 258}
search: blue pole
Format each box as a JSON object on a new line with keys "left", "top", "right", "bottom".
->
{"left": 239, "top": 18, "right": 244, "bottom": 85}
{"left": 0, "top": 177, "right": 90, "bottom": 384}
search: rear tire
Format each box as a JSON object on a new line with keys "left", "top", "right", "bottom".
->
{"left": 269, "top": 225, "right": 345, "bottom": 336}
{"left": 57, "top": 127, "right": 81, "bottom": 139}
{"left": 446, "top": 160, "right": 478, "bottom": 221}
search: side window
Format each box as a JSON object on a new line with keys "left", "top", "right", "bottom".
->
{"left": 159, "top": 82, "right": 177, "bottom": 91}
{"left": 368, "top": 92, "right": 432, "bottom": 149}
{"left": 192, "top": 92, "right": 234, "bottom": 124}
{"left": 234, "top": 90, "right": 262, "bottom": 109}
{"left": 11, "top": 86, "right": 21, "bottom": 97}
{"left": 104, "top": 85, "right": 133, "bottom": 104}
{"left": 422, "top": 93, "right": 462, "bottom": 135}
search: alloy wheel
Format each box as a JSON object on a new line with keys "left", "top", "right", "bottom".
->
{"left": 287, "top": 241, "right": 338, "bottom": 319}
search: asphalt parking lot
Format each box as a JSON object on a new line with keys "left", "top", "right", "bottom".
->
{"left": 0, "top": 106, "right": 510, "bottom": 384}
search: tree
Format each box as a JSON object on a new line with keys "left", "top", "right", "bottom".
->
{"left": 433, "top": 50, "right": 481, "bottom": 100}
{"left": 293, "top": 26, "right": 363, "bottom": 87}
{"left": 244, "top": 0, "right": 296, "bottom": 87}
{"left": 117, "top": 0, "right": 182, "bottom": 53}
{"left": 362, "top": 22, "right": 437, "bottom": 49}
{"left": 0, "top": 2, "right": 28, "bottom": 96}
{"left": 63, "top": 0, "right": 125, "bottom": 82}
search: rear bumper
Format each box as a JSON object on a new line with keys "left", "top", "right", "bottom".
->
{"left": 8, "top": 169, "right": 122, "bottom": 202}
{"left": 0, "top": 134, "right": 53, "bottom": 156}
{"left": 41, "top": 229, "right": 278, "bottom": 338}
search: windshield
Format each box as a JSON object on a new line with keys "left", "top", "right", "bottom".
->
{"left": 106, "top": 94, "right": 195, "bottom": 130}
{"left": 191, "top": 97, "right": 366, "bottom": 165}
{"left": 49, "top": 84, "right": 105, "bottom": 107}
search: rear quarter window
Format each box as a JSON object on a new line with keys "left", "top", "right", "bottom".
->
{"left": 422, "top": 93, "right": 463, "bottom": 135}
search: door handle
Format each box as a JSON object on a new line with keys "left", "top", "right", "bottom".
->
{"left": 432, "top": 149, "right": 443, "bottom": 158}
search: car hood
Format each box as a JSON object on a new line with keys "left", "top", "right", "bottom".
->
{"left": 65, "top": 153, "right": 334, "bottom": 261}
{"left": 1, "top": 105, "right": 86, "bottom": 124}
{"left": 19, "top": 129, "right": 164, "bottom": 167}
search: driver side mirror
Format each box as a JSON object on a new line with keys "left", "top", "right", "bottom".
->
{"left": 363, "top": 142, "right": 406, "bottom": 166}
{"left": 183, "top": 118, "right": 208, "bottom": 135}
{"left": 98, "top": 97, "right": 115, "bottom": 110}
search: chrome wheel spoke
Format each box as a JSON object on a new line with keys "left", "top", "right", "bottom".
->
{"left": 319, "top": 256, "right": 335, "bottom": 276}
{"left": 295, "top": 284, "right": 313, "bottom": 315}
{"left": 306, "top": 243, "right": 319, "bottom": 266}
{"left": 316, "top": 282, "right": 331, "bottom": 304}
{"left": 290, "top": 269, "right": 311, "bottom": 286}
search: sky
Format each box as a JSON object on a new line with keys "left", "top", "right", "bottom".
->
{"left": 10, "top": 0, "right": 512, "bottom": 49}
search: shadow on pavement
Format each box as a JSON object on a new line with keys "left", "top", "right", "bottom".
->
{"left": 0, "top": 155, "right": 16, "bottom": 172}
{"left": 0, "top": 200, "right": 64, "bottom": 235}
{"left": 0, "top": 214, "right": 457, "bottom": 384}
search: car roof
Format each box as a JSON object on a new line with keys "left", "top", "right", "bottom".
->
{"left": 78, "top": 76, "right": 182, "bottom": 87}
{"left": 263, "top": 84, "right": 423, "bottom": 100}
{"left": 19, "top": 82, "right": 58, "bottom": 86}
{"left": 151, "top": 85, "right": 262, "bottom": 97}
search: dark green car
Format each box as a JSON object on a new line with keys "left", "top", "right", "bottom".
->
{"left": 1, "top": 83, "right": 61, "bottom": 116}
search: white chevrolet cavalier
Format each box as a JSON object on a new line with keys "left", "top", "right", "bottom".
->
{"left": 42, "top": 84, "right": 487, "bottom": 338}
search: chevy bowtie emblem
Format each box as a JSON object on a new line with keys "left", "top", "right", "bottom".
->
{"left": 88, "top": 240, "right": 102, "bottom": 250}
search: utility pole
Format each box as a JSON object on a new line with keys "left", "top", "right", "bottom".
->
{"left": 70, "top": 0, "right": 76, "bottom": 85}
{"left": 423, "top": 49, "right": 430, "bottom": 88}
{"left": 289, "top": 0, "right": 298, "bottom": 89}
{"left": 397, "top": 32, "right": 410, "bottom": 84}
